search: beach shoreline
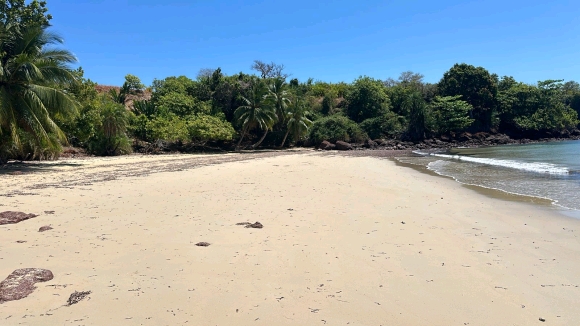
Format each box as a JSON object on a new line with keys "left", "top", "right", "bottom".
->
{"left": 1, "top": 151, "right": 579, "bottom": 325}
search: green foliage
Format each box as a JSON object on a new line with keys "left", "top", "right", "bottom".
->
{"left": 234, "top": 79, "right": 278, "bottom": 149}
{"left": 430, "top": 96, "right": 474, "bottom": 134}
{"left": 403, "top": 92, "right": 427, "bottom": 140}
{"left": 156, "top": 92, "right": 211, "bottom": 117}
{"left": 359, "top": 111, "right": 404, "bottom": 140}
{"left": 0, "top": 0, "right": 51, "bottom": 27}
{"left": 0, "top": 22, "right": 78, "bottom": 162}
{"left": 122, "top": 74, "right": 145, "bottom": 94}
{"left": 497, "top": 80, "right": 579, "bottom": 132}
{"left": 147, "top": 114, "right": 189, "bottom": 142}
{"left": 438, "top": 63, "right": 498, "bottom": 130}
{"left": 510, "top": 80, "right": 578, "bottom": 131}
{"left": 86, "top": 100, "right": 132, "bottom": 156}
{"left": 133, "top": 100, "right": 157, "bottom": 119}
{"left": 281, "top": 97, "right": 313, "bottom": 147}
{"left": 309, "top": 115, "right": 367, "bottom": 144}
{"left": 187, "top": 115, "right": 235, "bottom": 143}
{"left": 345, "top": 76, "right": 390, "bottom": 123}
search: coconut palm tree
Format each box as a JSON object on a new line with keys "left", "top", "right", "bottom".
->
{"left": 234, "top": 80, "right": 277, "bottom": 150}
{"left": 266, "top": 77, "right": 291, "bottom": 125}
{"left": 0, "top": 23, "right": 78, "bottom": 162}
{"left": 280, "top": 96, "right": 312, "bottom": 148}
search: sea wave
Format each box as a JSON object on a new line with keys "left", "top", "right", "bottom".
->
{"left": 417, "top": 152, "right": 569, "bottom": 175}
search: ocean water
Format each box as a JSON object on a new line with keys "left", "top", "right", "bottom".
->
{"left": 397, "top": 140, "right": 580, "bottom": 212}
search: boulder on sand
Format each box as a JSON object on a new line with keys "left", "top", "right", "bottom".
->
{"left": 335, "top": 141, "right": 353, "bottom": 150}
{"left": 0, "top": 268, "right": 54, "bottom": 303}
{"left": 319, "top": 140, "right": 335, "bottom": 150}
{"left": 0, "top": 211, "right": 38, "bottom": 225}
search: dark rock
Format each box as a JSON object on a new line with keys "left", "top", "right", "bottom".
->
{"left": 195, "top": 242, "right": 211, "bottom": 247}
{"left": 364, "top": 139, "right": 378, "bottom": 148}
{"left": 335, "top": 141, "right": 353, "bottom": 150}
{"left": 0, "top": 268, "right": 54, "bottom": 303}
{"left": 66, "top": 291, "right": 91, "bottom": 306}
{"left": 571, "top": 129, "right": 580, "bottom": 136}
{"left": 236, "top": 222, "right": 251, "bottom": 226}
{"left": 245, "top": 221, "right": 263, "bottom": 229}
{"left": 38, "top": 226, "right": 53, "bottom": 232}
{"left": 0, "top": 211, "right": 38, "bottom": 225}
{"left": 539, "top": 317, "right": 546, "bottom": 322}
{"left": 439, "top": 135, "right": 450, "bottom": 142}
{"left": 319, "top": 140, "right": 335, "bottom": 150}
{"left": 373, "top": 139, "right": 386, "bottom": 146}
{"left": 458, "top": 132, "right": 472, "bottom": 142}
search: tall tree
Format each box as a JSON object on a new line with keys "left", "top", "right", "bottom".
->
{"left": 266, "top": 77, "right": 291, "bottom": 126}
{"left": 346, "top": 76, "right": 390, "bottom": 123}
{"left": 251, "top": 60, "right": 289, "bottom": 79}
{"left": 280, "top": 97, "right": 312, "bottom": 148}
{"left": 438, "top": 63, "right": 498, "bottom": 131}
{"left": 403, "top": 92, "right": 427, "bottom": 140}
{"left": 234, "top": 80, "right": 277, "bottom": 150}
{"left": 0, "top": 0, "right": 51, "bottom": 27}
{"left": 0, "top": 23, "right": 77, "bottom": 162}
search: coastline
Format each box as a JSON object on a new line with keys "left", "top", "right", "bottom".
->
{"left": 1, "top": 152, "right": 579, "bottom": 325}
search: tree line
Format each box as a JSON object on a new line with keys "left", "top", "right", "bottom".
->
{"left": 1, "top": 1, "right": 579, "bottom": 162}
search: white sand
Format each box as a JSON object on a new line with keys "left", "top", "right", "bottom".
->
{"left": 1, "top": 152, "right": 579, "bottom": 325}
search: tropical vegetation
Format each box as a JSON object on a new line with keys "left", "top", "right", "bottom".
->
{"left": 1, "top": 1, "right": 579, "bottom": 163}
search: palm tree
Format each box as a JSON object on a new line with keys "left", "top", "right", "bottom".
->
{"left": 266, "top": 77, "right": 291, "bottom": 125}
{"left": 280, "top": 96, "right": 313, "bottom": 148}
{"left": 0, "top": 23, "right": 78, "bottom": 162}
{"left": 234, "top": 81, "right": 277, "bottom": 150}
{"left": 99, "top": 101, "right": 130, "bottom": 156}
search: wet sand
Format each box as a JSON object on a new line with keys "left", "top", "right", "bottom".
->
{"left": 1, "top": 151, "right": 579, "bottom": 325}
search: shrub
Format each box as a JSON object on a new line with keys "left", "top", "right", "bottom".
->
{"left": 309, "top": 115, "right": 367, "bottom": 144}
{"left": 360, "top": 111, "right": 405, "bottom": 139}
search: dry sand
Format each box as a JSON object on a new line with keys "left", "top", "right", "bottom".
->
{"left": 0, "top": 151, "right": 579, "bottom": 325}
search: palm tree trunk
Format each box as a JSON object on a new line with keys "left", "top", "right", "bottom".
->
{"left": 252, "top": 129, "right": 269, "bottom": 149}
{"left": 235, "top": 125, "right": 248, "bottom": 151}
{"left": 279, "top": 128, "right": 290, "bottom": 148}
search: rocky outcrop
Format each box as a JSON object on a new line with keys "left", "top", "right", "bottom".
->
{"left": 0, "top": 212, "right": 38, "bottom": 225}
{"left": 0, "top": 268, "right": 54, "bottom": 303}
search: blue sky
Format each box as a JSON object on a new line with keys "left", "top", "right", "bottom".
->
{"left": 47, "top": 0, "right": 579, "bottom": 86}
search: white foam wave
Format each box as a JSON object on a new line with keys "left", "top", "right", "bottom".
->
{"left": 428, "top": 153, "right": 569, "bottom": 175}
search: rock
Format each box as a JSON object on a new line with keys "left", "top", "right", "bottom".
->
{"left": 38, "top": 226, "right": 53, "bottom": 232}
{"left": 0, "top": 268, "right": 54, "bottom": 303}
{"left": 373, "top": 139, "right": 386, "bottom": 146}
{"left": 458, "top": 132, "right": 472, "bottom": 142}
{"left": 236, "top": 222, "right": 251, "bottom": 226}
{"left": 195, "top": 242, "right": 211, "bottom": 247}
{"left": 66, "top": 291, "right": 91, "bottom": 306}
{"left": 539, "top": 317, "right": 546, "bottom": 322}
{"left": 571, "top": 129, "right": 580, "bottom": 136}
{"left": 335, "top": 141, "right": 353, "bottom": 150}
{"left": 364, "top": 139, "right": 377, "bottom": 148}
{"left": 319, "top": 140, "right": 335, "bottom": 150}
{"left": 245, "top": 221, "right": 263, "bottom": 229}
{"left": 0, "top": 211, "right": 38, "bottom": 225}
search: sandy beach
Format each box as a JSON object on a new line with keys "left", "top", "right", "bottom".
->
{"left": 0, "top": 151, "right": 579, "bottom": 325}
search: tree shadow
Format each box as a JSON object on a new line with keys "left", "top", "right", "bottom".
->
{"left": 0, "top": 161, "right": 83, "bottom": 176}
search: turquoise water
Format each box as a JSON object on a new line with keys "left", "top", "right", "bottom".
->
{"left": 398, "top": 140, "right": 580, "bottom": 211}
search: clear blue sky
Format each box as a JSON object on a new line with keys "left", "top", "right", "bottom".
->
{"left": 47, "top": 0, "right": 579, "bottom": 86}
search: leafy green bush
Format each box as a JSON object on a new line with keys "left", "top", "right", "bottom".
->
{"left": 187, "top": 115, "right": 235, "bottom": 143}
{"left": 429, "top": 96, "right": 474, "bottom": 134}
{"left": 360, "top": 111, "right": 405, "bottom": 139}
{"left": 147, "top": 114, "right": 189, "bottom": 142}
{"left": 309, "top": 115, "right": 367, "bottom": 144}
